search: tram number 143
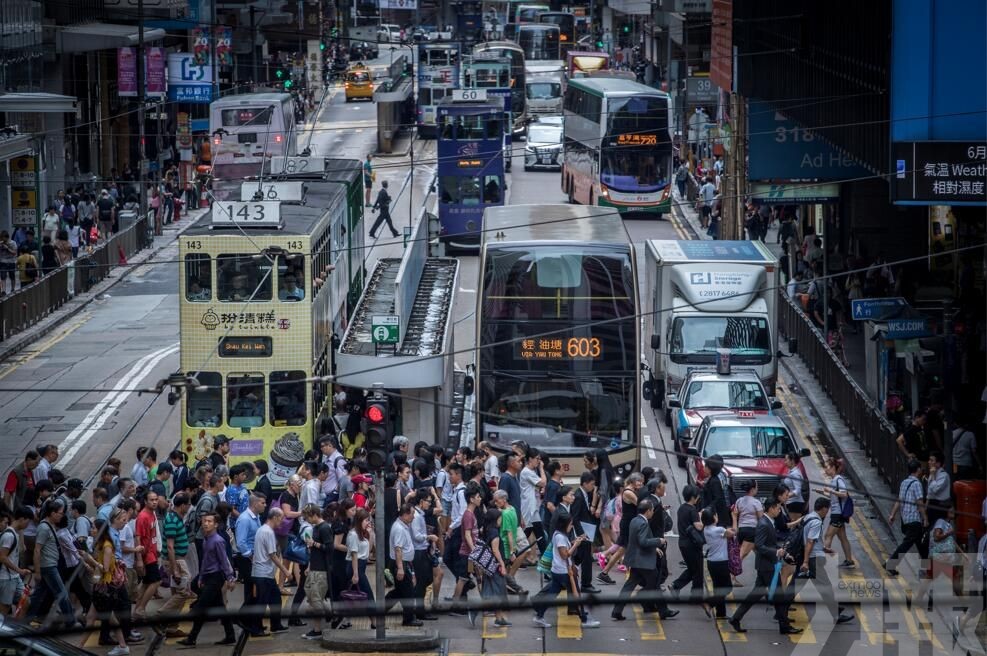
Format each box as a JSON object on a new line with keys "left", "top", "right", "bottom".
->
{"left": 213, "top": 201, "right": 281, "bottom": 226}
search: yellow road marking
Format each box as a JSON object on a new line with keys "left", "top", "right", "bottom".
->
{"left": 482, "top": 614, "right": 507, "bottom": 639}
{"left": 787, "top": 604, "right": 816, "bottom": 644}
{"left": 0, "top": 312, "right": 89, "bottom": 380}
{"left": 633, "top": 606, "right": 666, "bottom": 640}
{"left": 718, "top": 603, "right": 747, "bottom": 642}
{"left": 556, "top": 591, "right": 582, "bottom": 639}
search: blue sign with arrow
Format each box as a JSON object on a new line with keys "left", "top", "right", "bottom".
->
{"left": 850, "top": 297, "right": 908, "bottom": 321}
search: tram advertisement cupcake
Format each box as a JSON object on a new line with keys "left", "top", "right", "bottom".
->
{"left": 269, "top": 431, "right": 305, "bottom": 486}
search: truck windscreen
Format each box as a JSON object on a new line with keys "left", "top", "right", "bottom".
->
{"left": 669, "top": 316, "right": 771, "bottom": 364}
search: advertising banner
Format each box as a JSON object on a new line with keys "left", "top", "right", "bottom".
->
{"left": 146, "top": 47, "right": 167, "bottom": 97}
{"left": 118, "top": 48, "right": 137, "bottom": 97}
{"left": 191, "top": 27, "right": 210, "bottom": 65}
{"left": 215, "top": 27, "right": 233, "bottom": 66}
{"left": 891, "top": 141, "right": 987, "bottom": 205}
{"left": 167, "top": 53, "right": 213, "bottom": 103}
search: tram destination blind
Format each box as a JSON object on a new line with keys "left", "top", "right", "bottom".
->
{"left": 518, "top": 337, "right": 602, "bottom": 360}
{"left": 219, "top": 336, "right": 273, "bottom": 357}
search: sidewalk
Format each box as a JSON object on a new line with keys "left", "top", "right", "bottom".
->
{"left": 0, "top": 208, "right": 205, "bottom": 363}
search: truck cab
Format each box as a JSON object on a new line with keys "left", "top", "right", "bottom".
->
{"left": 685, "top": 411, "right": 811, "bottom": 502}
{"left": 668, "top": 365, "right": 782, "bottom": 468}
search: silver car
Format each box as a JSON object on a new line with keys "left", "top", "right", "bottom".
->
{"left": 524, "top": 123, "right": 563, "bottom": 170}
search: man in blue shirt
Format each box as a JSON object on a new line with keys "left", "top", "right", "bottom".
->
{"left": 225, "top": 464, "right": 250, "bottom": 524}
{"left": 886, "top": 459, "right": 928, "bottom": 576}
{"left": 235, "top": 493, "right": 266, "bottom": 635}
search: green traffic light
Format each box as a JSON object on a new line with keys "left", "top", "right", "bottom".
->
{"left": 320, "top": 42, "right": 326, "bottom": 51}
{"left": 275, "top": 68, "right": 285, "bottom": 79}
{"left": 622, "top": 25, "right": 630, "bottom": 33}
{"left": 284, "top": 79, "right": 293, "bottom": 89}
{"left": 596, "top": 40, "right": 603, "bottom": 48}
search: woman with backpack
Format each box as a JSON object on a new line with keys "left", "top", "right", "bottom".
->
{"left": 816, "top": 457, "right": 855, "bottom": 568}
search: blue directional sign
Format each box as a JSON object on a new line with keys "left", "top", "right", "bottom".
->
{"left": 850, "top": 297, "right": 908, "bottom": 321}
{"left": 885, "top": 317, "right": 932, "bottom": 340}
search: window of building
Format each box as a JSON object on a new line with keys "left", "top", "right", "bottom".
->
{"left": 277, "top": 253, "right": 305, "bottom": 301}
{"left": 227, "top": 374, "right": 265, "bottom": 427}
{"left": 270, "top": 371, "right": 307, "bottom": 426}
{"left": 217, "top": 254, "right": 273, "bottom": 301}
{"left": 185, "top": 254, "right": 212, "bottom": 302}
{"left": 186, "top": 372, "right": 222, "bottom": 427}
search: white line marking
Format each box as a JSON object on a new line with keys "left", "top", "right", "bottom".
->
{"left": 643, "top": 433, "right": 657, "bottom": 461}
{"left": 459, "top": 288, "right": 476, "bottom": 293}
{"left": 57, "top": 343, "right": 179, "bottom": 467}
{"left": 641, "top": 413, "right": 647, "bottom": 429}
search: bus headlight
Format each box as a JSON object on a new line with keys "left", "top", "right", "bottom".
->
{"left": 599, "top": 184, "right": 610, "bottom": 200}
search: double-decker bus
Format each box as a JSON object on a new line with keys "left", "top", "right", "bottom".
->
{"left": 514, "top": 3, "right": 548, "bottom": 24}
{"left": 476, "top": 204, "right": 641, "bottom": 479}
{"left": 562, "top": 78, "right": 673, "bottom": 217}
{"left": 473, "top": 41, "right": 527, "bottom": 134}
{"left": 417, "top": 42, "right": 461, "bottom": 137}
{"left": 436, "top": 94, "right": 506, "bottom": 248}
{"left": 537, "top": 12, "right": 575, "bottom": 52}
{"left": 178, "top": 178, "right": 358, "bottom": 486}
{"left": 517, "top": 23, "right": 560, "bottom": 61}
{"left": 209, "top": 93, "right": 296, "bottom": 201}
{"left": 464, "top": 55, "right": 516, "bottom": 169}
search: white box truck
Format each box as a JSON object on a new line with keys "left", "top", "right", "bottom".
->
{"left": 642, "top": 240, "right": 780, "bottom": 425}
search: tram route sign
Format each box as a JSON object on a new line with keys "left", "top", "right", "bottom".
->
{"left": 371, "top": 315, "right": 400, "bottom": 344}
{"left": 240, "top": 181, "right": 305, "bottom": 202}
{"left": 271, "top": 156, "right": 325, "bottom": 175}
{"left": 211, "top": 201, "right": 281, "bottom": 227}
{"left": 452, "top": 89, "right": 488, "bottom": 102}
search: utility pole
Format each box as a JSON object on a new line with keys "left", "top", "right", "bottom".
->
{"left": 137, "top": 0, "right": 148, "bottom": 231}
{"left": 250, "top": 6, "right": 258, "bottom": 86}
{"left": 211, "top": 0, "right": 218, "bottom": 97}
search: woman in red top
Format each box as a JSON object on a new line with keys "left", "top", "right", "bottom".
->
{"left": 352, "top": 474, "right": 372, "bottom": 508}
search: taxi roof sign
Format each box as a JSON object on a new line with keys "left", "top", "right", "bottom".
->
{"left": 735, "top": 410, "right": 756, "bottom": 418}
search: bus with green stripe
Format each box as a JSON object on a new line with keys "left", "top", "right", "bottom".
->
{"left": 561, "top": 78, "right": 673, "bottom": 218}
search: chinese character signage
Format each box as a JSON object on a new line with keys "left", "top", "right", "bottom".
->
{"left": 892, "top": 141, "right": 987, "bottom": 204}
{"left": 118, "top": 48, "right": 137, "bottom": 97}
{"left": 518, "top": 337, "right": 602, "bottom": 360}
{"left": 615, "top": 134, "right": 657, "bottom": 146}
{"left": 167, "top": 53, "right": 213, "bottom": 104}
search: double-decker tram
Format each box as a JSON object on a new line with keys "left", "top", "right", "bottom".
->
{"left": 473, "top": 41, "right": 527, "bottom": 134}
{"left": 417, "top": 42, "right": 461, "bottom": 137}
{"left": 178, "top": 172, "right": 362, "bottom": 486}
{"left": 436, "top": 93, "right": 506, "bottom": 248}
{"left": 537, "top": 12, "right": 576, "bottom": 53}
{"left": 209, "top": 93, "right": 297, "bottom": 201}
{"left": 463, "top": 54, "right": 516, "bottom": 167}
{"left": 476, "top": 205, "right": 642, "bottom": 479}
{"left": 562, "top": 77, "right": 673, "bottom": 217}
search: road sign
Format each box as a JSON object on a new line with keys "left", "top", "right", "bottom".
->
{"left": 850, "top": 297, "right": 908, "bottom": 321}
{"left": 9, "top": 155, "right": 38, "bottom": 228}
{"left": 371, "top": 315, "right": 400, "bottom": 344}
{"left": 9, "top": 156, "right": 36, "bottom": 186}
{"left": 13, "top": 189, "right": 36, "bottom": 210}
{"left": 885, "top": 317, "right": 932, "bottom": 340}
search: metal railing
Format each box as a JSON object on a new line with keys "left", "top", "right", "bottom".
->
{"left": 777, "top": 290, "right": 906, "bottom": 489}
{"left": 0, "top": 215, "right": 152, "bottom": 342}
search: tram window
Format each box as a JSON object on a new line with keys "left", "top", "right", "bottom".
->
{"left": 483, "top": 176, "right": 501, "bottom": 204}
{"left": 186, "top": 372, "right": 222, "bottom": 427}
{"left": 277, "top": 254, "right": 305, "bottom": 302}
{"left": 419, "top": 88, "right": 431, "bottom": 105}
{"left": 271, "top": 371, "right": 307, "bottom": 426}
{"left": 460, "top": 177, "right": 482, "bottom": 205}
{"left": 185, "top": 254, "right": 212, "bottom": 302}
{"left": 228, "top": 374, "right": 265, "bottom": 427}
{"left": 440, "top": 176, "right": 458, "bottom": 203}
{"left": 217, "top": 254, "right": 273, "bottom": 302}
{"left": 486, "top": 116, "right": 503, "bottom": 139}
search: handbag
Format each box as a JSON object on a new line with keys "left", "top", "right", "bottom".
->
{"left": 340, "top": 584, "right": 368, "bottom": 602}
{"left": 468, "top": 539, "right": 499, "bottom": 577}
{"left": 536, "top": 542, "right": 554, "bottom": 575}
{"left": 930, "top": 522, "right": 960, "bottom": 564}
{"left": 282, "top": 533, "right": 310, "bottom": 566}
{"left": 271, "top": 497, "right": 294, "bottom": 537}
{"left": 727, "top": 537, "right": 743, "bottom": 576}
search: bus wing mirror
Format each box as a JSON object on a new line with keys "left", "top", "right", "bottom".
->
{"left": 463, "top": 375, "right": 475, "bottom": 396}
{"left": 686, "top": 446, "right": 699, "bottom": 456}
{"left": 800, "top": 448, "right": 811, "bottom": 458}
{"left": 667, "top": 397, "right": 681, "bottom": 408}
{"left": 770, "top": 399, "right": 783, "bottom": 410}
{"left": 650, "top": 334, "right": 660, "bottom": 350}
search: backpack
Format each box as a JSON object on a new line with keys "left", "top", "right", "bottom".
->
{"left": 783, "top": 515, "right": 821, "bottom": 565}
{"left": 833, "top": 476, "right": 854, "bottom": 519}
{"left": 190, "top": 493, "right": 217, "bottom": 536}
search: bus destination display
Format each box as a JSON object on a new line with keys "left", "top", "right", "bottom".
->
{"left": 616, "top": 134, "right": 657, "bottom": 146}
{"left": 519, "top": 337, "right": 602, "bottom": 360}
{"left": 219, "top": 336, "right": 273, "bottom": 357}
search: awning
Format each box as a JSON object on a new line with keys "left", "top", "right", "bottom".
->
{"left": 0, "top": 93, "right": 78, "bottom": 114}
{"left": 0, "top": 134, "right": 34, "bottom": 162}
{"left": 56, "top": 22, "right": 166, "bottom": 54}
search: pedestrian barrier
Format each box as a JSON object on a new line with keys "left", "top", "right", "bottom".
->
{"left": 0, "top": 214, "right": 152, "bottom": 342}
{"left": 777, "top": 290, "right": 906, "bottom": 489}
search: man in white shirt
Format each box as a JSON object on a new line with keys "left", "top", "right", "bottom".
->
{"left": 318, "top": 436, "right": 346, "bottom": 504}
{"left": 386, "top": 504, "right": 421, "bottom": 626}
{"left": 300, "top": 462, "right": 328, "bottom": 510}
{"left": 698, "top": 176, "right": 716, "bottom": 229}
{"left": 251, "top": 508, "right": 291, "bottom": 636}
{"left": 410, "top": 493, "right": 439, "bottom": 621}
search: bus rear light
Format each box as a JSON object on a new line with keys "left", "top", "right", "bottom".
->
{"left": 275, "top": 135, "right": 283, "bottom": 143}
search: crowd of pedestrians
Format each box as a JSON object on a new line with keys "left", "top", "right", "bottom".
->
{"left": 0, "top": 427, "right": 985, "bottom": 653}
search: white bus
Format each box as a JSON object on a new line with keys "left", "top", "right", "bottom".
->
{"left": 209, "top": 92, "right": 297, "bottom": 201}
{"left": 561, "top": 77, "right": 673, "bottom": 218}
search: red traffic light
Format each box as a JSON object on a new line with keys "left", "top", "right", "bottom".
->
{"left": 366, "top": 404, "right": 386, "bottom": 424}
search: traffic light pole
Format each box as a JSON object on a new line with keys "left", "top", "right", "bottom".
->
{"left": 371, "top": 381, "right": 386, "bottom": 640}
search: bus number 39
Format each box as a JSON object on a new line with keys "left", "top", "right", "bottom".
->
{"left": 567, "top": 337, "right": 601, "bottom": 358}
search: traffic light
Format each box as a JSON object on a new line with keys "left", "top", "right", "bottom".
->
{"left": 364, "top": 395, "right": 391, "bottom": 469}
{"left": 320, "top": 41, "right": 326, "bottom": 51}
{"left": 283, "top": 78, "right": 294, "bottom": 90}
{"left": 622, "top": 23, "right": 630, "bottom": 34}
{"left": 274, "top": 66, "right": 287, "bottom": 84}
{"left": 596, "top": 39, "right": 604, "bottom": 49}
